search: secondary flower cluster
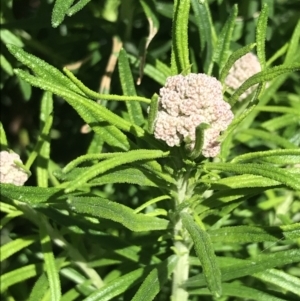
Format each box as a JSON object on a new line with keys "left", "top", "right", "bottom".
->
{"left": 0, "top": 151, "right": 29, "bottom": 186}
{"left": 225, "top": 52, "right": 261, "bottom": 100}
{"left": 153, "top": 73, "right": 234, "bottom": 157}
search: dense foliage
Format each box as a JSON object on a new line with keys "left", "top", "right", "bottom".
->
{"left": 1, "top": 1, "right": 300, "bottom": 300}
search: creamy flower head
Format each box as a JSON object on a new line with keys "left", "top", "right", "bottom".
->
{"left": 225, "top": 52, "right": 261, "bottom": 100}
{"left": 0, "top": 151, "right": 29, "bottom": 186}
{"left": 153, "top": 73, "right": 234, "bottom": 157}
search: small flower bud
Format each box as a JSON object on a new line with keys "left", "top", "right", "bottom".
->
{"left": 152, "top": 73, "right": 234, "bottom": 158}
{"left": 225, "top": 53, "right": 261, "bottom": 100}
{"left": 0, "top": 151, "right": 29, "bottom": 186}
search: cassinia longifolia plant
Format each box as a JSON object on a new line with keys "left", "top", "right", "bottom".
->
{"left": 1, "top": 1, "right": 300, "bottom": 301}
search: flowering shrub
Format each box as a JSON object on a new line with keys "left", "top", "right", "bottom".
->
{"left": 1, "top": 1, "right": 300, "bottom": 301}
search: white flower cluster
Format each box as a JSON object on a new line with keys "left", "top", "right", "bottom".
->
{"left": 0, "top": 151, "right": 29, "bottom": 186}
{"left": 225, "top": 52, "right": 261, "bottom": 100}
{"left": 153, "top": 73, "right": 234, "bottom": 157}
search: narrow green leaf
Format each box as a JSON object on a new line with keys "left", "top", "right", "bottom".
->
{"left": 67, "top": 0, "right": 92, "bottom": 16}
{"left": 39, "top": 218, "right": 61, "bottom": 301}
{"left": 36, "top": 92, "right": 53, "bottom": 187}
{"left": 13, "top": 69, "right": 144, "bottom": 139}
{"left": 211, "top": 174, "right": 281, "bottom": 189}
{"left": 1, "top": 264, "right": 42, "bottom": 293}
{"left": 254, "top": 269, "right": 300, "bottom": 296}
{"left": 228, "top": 64, "right": 300, "bottom": 106}
{"left": 191, "top": 0, "right": 215, "bottom": 73}
{"left": 208, "top": 223, "right": 300, "bottom": 243}
{"left": 0, "top": 184, "right": 65, "bottom": 204}
{"left": 204, "top": 162, "right": 300, "bottom": 190}
{"left": 51, "top": 0, "right": 75, "bottom": 27}
{"left": 284, "top": 19, "right": 300, "bottom": 64}
{"left": 262, "top": 114, "right": 299, "bottom": 132}
{"left": 185, "top": 249, "right": 300, "bottom": 287}
{"left": 181, "top": 213, "right": 222, "bottom": 298}
{"left": 82, "top": 266, "right": 152, "bottom": 301}
{"left": 6, "top": 44, "right": 83, "bottom": 94}
{"left": 189, "top": 123, "right": 209, "bottom": 160}
{"left": 213, "top": 4, "right": 238, "bottom": 74}
{"left": 142, "top": 62, "right": 168, "bottom": 85}
{"left": 131, "top": 255, "right": 178, "bottom": 301}
{"left": 147, "top": 93, "right": 159, "bottom": 133}
{"left": 256, "top": 4, "right": 269, "bottom": 69}
{"left": 118, "top": 48, "right": 144, "bottom": 125}
{"left": 0, "top": 54, "right": 14, "bottom": 75}
{"left": 68, "top": 196, "right": 169, "bottom": 231}
{"left": 237, "top": 128, "right": 297, "bottom": 149}
{"left": 0, "top": 122, "right": 8, "bottom": 148}
{"left": 231, "top": 149, "right": 300, "bottom": 164}
{"left": 63, "top": 67, "right": 150, "bottom": 103}
{"left": 0, "top": 29, "right": 24, "bottom": 47}
{"left": 189, "top": 282, "right": 288, "bottom": 301}
{"left": 171, "top": 0, "right": 191, "bottom": 74}
{"left": 29, "top": 273, "right": 49, "bottom": 301}
{"left": 0, "top": 236, "right": 36, "bottom": 261}
{"left": 91, "top": 167, "right": 159, "bottom": 187}
{"left": 220, "top": 43, "right": 256, "bottom": 84}
{"left": 61, "top": 287, "right": 80, "bottom": 301}
{"left": 58, "top": 166, "right": 159, "bottom": 187}
{"left": 65, "top": 149, "right": 169, "bottom": 192}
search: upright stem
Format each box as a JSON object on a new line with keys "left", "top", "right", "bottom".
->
{"left": 171, "top": 175, "right": 190, "bottom": 301}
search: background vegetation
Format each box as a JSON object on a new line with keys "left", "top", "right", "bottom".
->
{"left": 1, "top": 0, "right": 300, "bottom": 300}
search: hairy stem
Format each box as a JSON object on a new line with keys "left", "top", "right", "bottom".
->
{"left": 171, "top": 175, "right": 190, "bottom": 301}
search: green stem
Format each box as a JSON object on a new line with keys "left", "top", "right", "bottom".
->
{"left": 171, "top": 175, "right": 190, "bottom": 301}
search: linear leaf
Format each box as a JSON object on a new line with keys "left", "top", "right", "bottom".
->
{"left": 231, "top": 149, "right": 300, "bottom": 164}
{"left": 171, "top": 0, "right": 191, "bottom": 74}
{"left": 185, "top": 249, "right": 300, "bottom": 287}
{"left": 208, "top": 223, "right": 300, "bottom": 243}
{"left": 189, "top": 282, "right": 288, "bottom": 300}
{"left": 228, "top": 64, "right": 300, "bottom": 106}
{"left": 91, "top": 167, "right": 159, "bottom": 187}
{"left": 191, "top": 0, "right": 214, "bottom": 73}
{"left": 0, "top": 236, "right": 36, "bottom": 261}
{"left": 204, "top": 162, "right": 300, "bottom": 190}
{"left": 1, "top": 264, "right": 42, "bottom": 293}
{"left": 220, "top": 43, "right": 256, "bottom": 84}
{"left": 237, "top": 128, "right": 297, "bottom": 149}
{"left": 13, "top": 69, "right": 143, "bottom": 138}
{"left": 211, "top": 174, "right": 281, "bottom": 189}
{"left": 256, "top": 4, "right": 269, "bottom": 69}
{"left": 284, "top": 19, "right": 300, "bottom": 64}
{"left": 181, "top": 213, "right": 222, "bottom": 297}
{"left": 6, "top": 44, "right": 82, "bottom": 94}
{"left": 0, "top": 122, "right": 8, "bottom": 148}
{"left": 82, "top": 266, "right": 152, "bottom": 301}
{"left": 51, "top": 0, "right": 75, "bottom": 27}
{"left": 29, "top": 273, "right": 49, "bottom": 301}
{"left": 63, "top": 67, "right": 150, "bottom": 104}
{"left": 254, "top": 269, "right": 300, "bottom": 296}
{"left": 65, "top": 149, "right": 169, "bottom": 192}
{"left": 67, "top": 0, "right": 92, "bottom": 16}
{"left": 39, "top": 218, "right": 61, "bottom": 301}
{"left": 0, "top": 184, "right": 66, "bottom": 204}
{"left": 131, "top": 255, "right": 178, "bottom": 301}
{"left": 68, "top": 197, "right": 169, "bottom": 231}
{"left": 213, "top": 4, "right": 238, "bottom": 74}
{"left": 118, "top": 49, "right": 144, "bottom": 125}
